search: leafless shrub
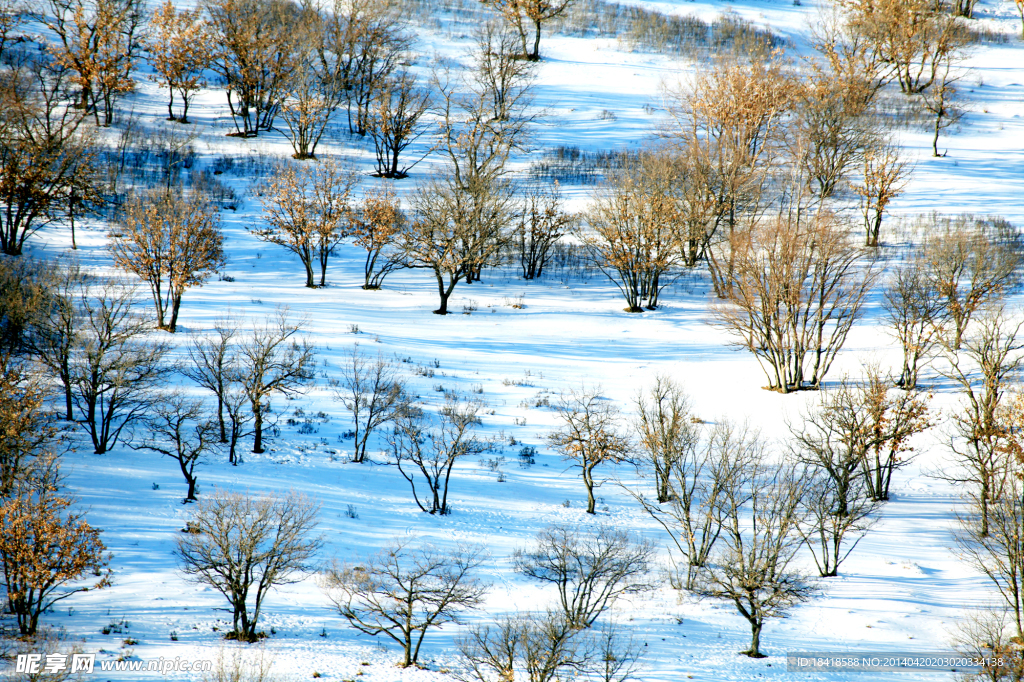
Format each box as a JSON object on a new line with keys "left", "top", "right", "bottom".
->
{"left": 176, "top": 489, "right": 322, "bottom": 642}
{"left": 322, "top": 539, "right": 488, "bottom": 668}
{"left": 387, "top": 394, "right": 488, "bottom": 515}
{"left": 514, "top": 524, "right": 655, "bottom": 629}
{"left": 328, "top": 343, "right": 408, "bottom": 463}
{"left": 710, "top": 212, "right": 876, "bottom": 393}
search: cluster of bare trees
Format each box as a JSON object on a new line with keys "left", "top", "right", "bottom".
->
{"left": 572, "top": 51, "right": 890, "bottom": 387}
{"left": 319, "top": 523, "right": 650, "bottom": 677}
{"left": 195, "top": 0, "right": 419, "bottom": 162}
{"left": 883, "top": 215, "right": 1023, "bottom": 390}
{"left": 621, "top": 374, "right": 932, "bottom": 656}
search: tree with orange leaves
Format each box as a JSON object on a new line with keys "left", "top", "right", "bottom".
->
{"left": 44, "top": 0, "right": 145, "bottom": 126}
{"left": 252, "top": 159, "right": 358, "bottom": 288}
{"left": 549, "top": 386, "right": 632, "bottom": 515}
{"left": 582, "top": 155, "right": 683, "bottom": 312}
{"left": 110, "top": 189, "right": 225, "bottom": 333}
{"left": 351, "top": 183, "right": 406, "bottom": 290}
{"left": 0, "top": 487, "right": 110, "bottom": 635}
{"left": 146, "top": 0, "right": 214, "bottom": 124}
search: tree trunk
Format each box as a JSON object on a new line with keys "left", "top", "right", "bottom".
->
{"left": 434, "top": 271, "right": 458, "bottom": 315}
{"left": 531, "top": 19, "right": 542, "bottom": 60}
{"left": 583, "top": 463, "right": 597, "bottom": 514}
{"left": 252, "top": 405, "right": 264, "bottom": 453}
{"left": 746, "top": 619, "right": 765, "bottom": 658}
{"left": 168, "top": 294, "right": 183, "bottom": 333}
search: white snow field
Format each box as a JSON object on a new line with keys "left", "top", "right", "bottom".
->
{"left": 14, "top": 0, "right": 1024, "bottom": 678}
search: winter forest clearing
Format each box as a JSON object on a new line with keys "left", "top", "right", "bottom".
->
{"left": 2, "top": 0, "right": 1024, "bottom": 678}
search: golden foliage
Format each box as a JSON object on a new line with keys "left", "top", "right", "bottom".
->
{"left": 110, "top": 190, "right": 225, "bottom": 332}
{"left": 0, "top": 489, "right": 109, "bottom": 635}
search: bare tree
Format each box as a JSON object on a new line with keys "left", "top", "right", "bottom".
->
{"left": 923, "top": 215, "right": 1023, "bottom": 350}
{"left": 693, "top": 450, "right": 816, "bottom": 658}
{"left": 405, "top": 171, "right": 516, "bottom": 314}
{"left": 480, "top": 0, "right": 578, "bottom": 60}
{"left": 387, "top": 394, "right": 489, "bottom": 515}
{"left": 131, "top": 392, "right": 217, "bottom": 502}
{"left": 514, "top": 524, "right": 655, "bottom": 629}
{"left": 633, "top": 376, "right": 697, "bottom": 505}
{"left": 857, "top": 144, "right": 911, "bottom": 247}
{"left": 351, "top": 182, "right": 406, "bottom": 290}
{"left": 204, "top": 0, "right": 301, "bottom": 136}
{"left": 110, "top": 189, "right": 225, "bottom": 332}
{"left": 626, "top": 421, "right": 754, "bottom": 591}
{"left": 147, "top": 0, "right": 214, "bottom": 123}
{"left": 517, "top": 183, "right": 575, "bottom": 280}
{"left": 474, "top": 21, "right": 535, "bottom": 122}
{"left": 793, "top": 370, "right": 930, "bottom": 504}
{"left": 549, "top": 386, "right": 632, "bottom": 514}
{"left": 181, "top": 321, "right": 254, "bottom": 466}
{"left": 799, "top": 471, "right": 879, "bottom": 578}
{"left": 235, "top": 309, "right": 315, "bottom": 454}
{"left": 956, "top": 468, "right": 1024, "bottom": 641}
{"left": 456, "top": 613, "right": 523, "bottom": 682}
{"left": 582, "top": 156, "right": 684, "bottom": 312}
{"left": 790, "top": 56, "right": 879, "bottom": 200}
{"left": 0, "top": 55, "right": 96, "bottom": 255}
{"left": 0, "top": 485, "right": 110, "bottom": 636}
{"left": 318, "top": 0, "right": 412, "bottom": 137}
{"left": 275, "top": 6, "right": 348, "bottom": 160}
{"left": 322, "top": 539, "right": 488, "bottom": 667}
{"left": 70, "top": 281, "right": 169, "bottom": 454}
{"left": 711, "top": 211, "right": 876, "bottom": 393}
{"left": 407, "top": 36, "right": 533, "bottom": 297}
{"left": 941, "top": 311, "right": 1024, "bottom": 538}
{"left": 253, "top": 159, "right": 357, "bottom": 288}
{"left": 182, "top": 320, "right": 237, "bottom": 446}
{"left": 177, "top": 490, "right": 321, "bottom": 641}
{"left": 30, "top": 257, "right": 88, "bottom": 422}
{"left": 367, "top": 70, "right": 432, "bottom": 179}
{"left": 951, "top": 606, "right": 1024, "bottom": 681}
{"left": 221, "top": 380, "right": 255, "bottom": 467}
{"left": 922, "top": 52, "right": 965, "bottom": 157}
{"left": 883, "top": 255, "right": 947, "bottom": 390}
{"left": 458, "top": 611, "right": 642, "bottom": 682}
{"left": 329, "top": 344, "right": 407, "bottom": 463}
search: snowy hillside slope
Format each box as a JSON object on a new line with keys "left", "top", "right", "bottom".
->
{"left": 11, "top": 0, "right": 1024, "bottom": 678}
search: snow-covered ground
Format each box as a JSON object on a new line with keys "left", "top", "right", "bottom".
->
{"left": 15, "top": 0, "right": 1024, "bottom": 678}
